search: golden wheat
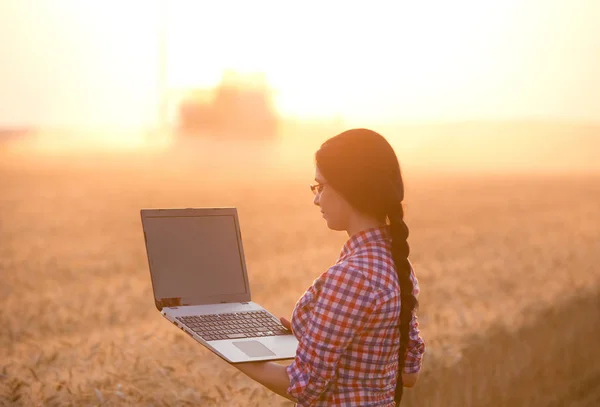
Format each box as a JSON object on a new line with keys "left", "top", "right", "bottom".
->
{"left": 1, "top": 143, "right": 599, "bottom": 406}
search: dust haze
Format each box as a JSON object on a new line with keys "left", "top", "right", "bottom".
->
{"left": 2, "top": 120, "right": 599, "bottom": 179}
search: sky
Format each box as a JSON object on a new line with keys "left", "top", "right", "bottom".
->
{"left": 0, "top": 0, "right": 599, "bottom": 129}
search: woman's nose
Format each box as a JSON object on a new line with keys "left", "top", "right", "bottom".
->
{"left": 313, "top": 193, "right": 320, "bottom": 206}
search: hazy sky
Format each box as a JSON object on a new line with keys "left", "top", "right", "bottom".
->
{"left": 1, "top": 0, "right": 599, "bottom": 128}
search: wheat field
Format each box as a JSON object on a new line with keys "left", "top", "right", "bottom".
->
{"left": 1, "top": 138, "right": 599, "bottom": 406}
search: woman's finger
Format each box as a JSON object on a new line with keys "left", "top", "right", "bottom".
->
{"left": 280, "top": 317, "right": 292, "bottom": 331}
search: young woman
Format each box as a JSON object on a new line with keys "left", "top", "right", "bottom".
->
{"left": 234, "top": 128, "right": 425, "bottom": 406}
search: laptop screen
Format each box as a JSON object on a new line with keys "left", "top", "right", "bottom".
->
{"left": 142, "top": 210, "right": 251, "bottom": 307}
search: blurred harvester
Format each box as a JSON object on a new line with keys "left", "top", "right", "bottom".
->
{"left": 176, "top": 72, "right": 279, "bottom": 141}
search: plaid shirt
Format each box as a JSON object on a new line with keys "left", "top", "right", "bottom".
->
{"left": 286, "top": 226, "right": 424, "bottom": 407}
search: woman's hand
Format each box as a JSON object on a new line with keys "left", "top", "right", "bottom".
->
{"left": 402, "top": 372, "right": 419, "bottom": 388}
{"left": 280, "top": 317, "right": 292, "bottom": 333}
{"left": 232, "top": 361, "right": 295, "bottom": 402}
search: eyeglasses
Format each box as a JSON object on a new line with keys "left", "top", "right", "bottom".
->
{"left": 310, "top": 182, "right": 327, "bottom": 196}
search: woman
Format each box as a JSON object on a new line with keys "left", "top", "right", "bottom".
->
{"left": 235, "top": 128, "right": 425, "bottom": 406}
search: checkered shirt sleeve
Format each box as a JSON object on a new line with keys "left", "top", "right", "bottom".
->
{"left": 286, "top": 264, "right": 378, "bottom": 406}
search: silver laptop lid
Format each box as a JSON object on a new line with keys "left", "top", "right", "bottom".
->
{"left": 141, "top": 208, "right": 252, "bottom": 310}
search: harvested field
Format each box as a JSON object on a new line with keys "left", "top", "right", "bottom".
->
{"left": 1, "top": 140, "right": 599, "bottom": 406}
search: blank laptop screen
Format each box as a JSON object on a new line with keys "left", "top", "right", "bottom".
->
{"left": 143, "top": 214, "right": 248, "bottom": 304}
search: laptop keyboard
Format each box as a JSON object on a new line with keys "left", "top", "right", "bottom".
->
{"left": 176, "top": 310, "right": 291, "bottom": 342}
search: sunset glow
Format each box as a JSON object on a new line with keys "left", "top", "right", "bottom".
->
{"left": 1, "top": 0, "right": 599, "bottom": 131}
{"left": 159, "top": 0, "right": 562, "bottom": 122}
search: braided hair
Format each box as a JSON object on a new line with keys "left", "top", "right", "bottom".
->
{"left": 315, "top": 128, "right": 418, "bottom": 404}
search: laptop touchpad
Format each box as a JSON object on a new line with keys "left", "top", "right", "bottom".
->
{"left": 233, "top": 341, "right": 276, "bottom": 357}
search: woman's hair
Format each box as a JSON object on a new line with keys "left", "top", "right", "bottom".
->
{"left": 315, "top": 128, "right": 417, "bottom": 403}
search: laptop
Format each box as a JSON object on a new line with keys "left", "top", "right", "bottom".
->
{"left": 140, "top": 207, "right": 298, "bottom": 363}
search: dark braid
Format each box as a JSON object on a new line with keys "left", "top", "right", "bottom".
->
{"left": 388, "top": 201, "right": 417, "bottom": 404}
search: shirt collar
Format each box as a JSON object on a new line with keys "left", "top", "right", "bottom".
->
{"left": 340, "top": 225, "right": 391, "bottom": 256}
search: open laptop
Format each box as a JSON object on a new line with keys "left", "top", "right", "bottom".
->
{"left": 140, "top": 207, "right": 298, "bottom": 363}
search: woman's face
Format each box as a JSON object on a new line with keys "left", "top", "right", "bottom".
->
{"left": 313, "top": 166, "right": 355, "bottom": 231}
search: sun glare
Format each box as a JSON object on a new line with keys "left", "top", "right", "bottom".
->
{"left": 4, "top": 0, "right": 598, "bottom": 152}
{"left": 160, "top": 1, "right": 521, "bottom": 122}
